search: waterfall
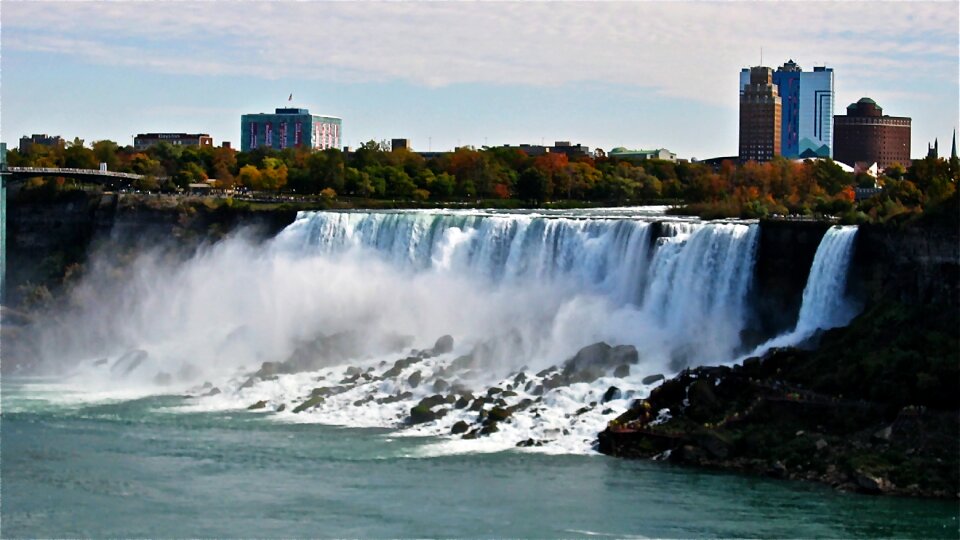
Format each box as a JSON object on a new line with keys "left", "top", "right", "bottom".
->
{"left": 741, "top": 225, "right": 860, "bottom": 358}
{"left": 794, "top": 225, "right": 860, "bottom": 334}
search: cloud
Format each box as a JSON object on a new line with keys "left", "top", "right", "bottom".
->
{"left": 2, "top": 1, "right": 958, "bottom": 108}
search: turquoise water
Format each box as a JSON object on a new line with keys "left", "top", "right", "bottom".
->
{"left": 2, "top": 379, "right": 957, "bottom": 538}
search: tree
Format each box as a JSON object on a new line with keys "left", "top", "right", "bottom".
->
{"left": 516, "top": 167, "right": 549, "bottom": 204}
{"left": 63, "top": 138, "right": 97, "bottom": 169}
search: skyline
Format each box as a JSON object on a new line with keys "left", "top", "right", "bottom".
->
{"left": 2, "top": 2, "right": 958, "bottom": 159}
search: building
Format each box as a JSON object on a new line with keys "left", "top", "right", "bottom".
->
{"left": 391, "top": 138, "right": 410, "bottom": 151}
{"left": 833, "top": 98, "right": 911, "bottom": 170}
{"left": 19, "top": 133, "right": 65, "bottom": 153}
{"left": 240, "top": 108, "right": 342, "bottom": 152}
{"left": 608, "top": 147, "right": 677, "bottom": 162}
{"left": 741, "top": 61, "right": 834, "bottom": 158}
{"left": 549, "top": 141, "right": 591, "bottom": 158}
{"left": 739, "top": 66, "right": 782, "bottom": 163}
{"left": 134, "top": 133, "right": 213, "bottom": 151}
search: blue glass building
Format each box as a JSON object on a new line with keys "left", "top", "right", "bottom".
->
{"left": 740, "top": 61, "right": 834, "bottom": 158}
{"left": 240, "top": 108, "right": 342, "bottom": 152}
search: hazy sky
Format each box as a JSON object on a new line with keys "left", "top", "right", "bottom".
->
{"left": 2, "top": 1, "right": 957, "bottom": 159}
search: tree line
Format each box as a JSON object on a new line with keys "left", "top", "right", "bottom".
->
{"left": 7, "top": 137, "right": 958, "bottom": 223}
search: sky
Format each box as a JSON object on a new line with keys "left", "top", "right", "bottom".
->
{"left": 1, "top": 1, "right": 957, "bottom": 160}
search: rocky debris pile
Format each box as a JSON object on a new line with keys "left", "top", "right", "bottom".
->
{"left": 220, "top": 337, "right": 665, "bottom": 453}
{"left": 598, "top": 345, "right": 959, "bottom": 498}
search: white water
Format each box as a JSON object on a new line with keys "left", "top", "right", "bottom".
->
{"left": 20, "top": 208, "right": 842, "bottom": 454}
{"left": 742, "top": 225, "right": 861, "bottom": 358}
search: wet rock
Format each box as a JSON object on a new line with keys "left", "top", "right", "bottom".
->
{"left": 432, "top": 335, "right": 454, "bottom": 355}
{"left": 450, "top": 354, "right": 476, "bottom": 372}
{"left": 275, "top": 403, "right": 286, "bottom": 412}
{"left": 563, "top": 342, "right": 640, "bottom": 383}
{"left": 432, "top": 378, "right": 450, "bottom": 393}
{"left": 531, "top": 385, "right": 545, "bottom": 396}
{"left": 247, "top": 400, "right": 268, "bottom": 410}
{"left": 451, "top": 421, "right": 470, "bottom": 435}
{"left": 409, "top": 404, "right": 440, "bottom": 424}
{"left": 641, "top": 374, "right": 665, "bottom": 385}
{"left": 292, "top": 395, "right": 325, "bottom": 413}
{"left": 514, "top": 372, "right": 527, "bottom": 386}
{"left": 377, "top": 392, "right": 414, "bottom": 404}
{"left": 479, "top": 423, "right": 500, "bottom": 436}
{"left": 407, "top": 370, "right": 422, "bottom": 388}
{"left": 516, "top": 438, "right": 547, "bottom": 447}
{"left": 487, "top": 406, "right": 512, "bottom": 423}
{"left": 454, "top": 395, "right": 472, "bottom": 409}
{"left": 536, "top": 366, "right": 556, "bottom": 378}
{"left": 383, "top": 357, "right": 421, "bottom": 378}
{"left": 203, "top": 387, "right": 221, "bottom": 397}
{"left": 575, "top": 406, "right": 592, "bottom": 416}
{"left": 255, "top": 361, "right": 279, "bottom": 378}
{"left": 501, "top": 390, "right": 518, "bottom": 398}
{"left": 815, "top": 439, "right": 829, "bottom": 451}
{"left": 344, "top": 366, "right": 363, "bottom": 377}
{"left": 614, "top": 364, "right": 631, "bottom": 378}
{"left": 487, "top": 387, "right": 503, "bottom": 397}
{"left": 855, "top": 471, "right": 890, "bottom": 494}
{"left": 769, "top": 460, "right": 788, "bottom": 478}
{"left": 602, "top": 386, "right": 622, "bottom": 403}
{"left": 239, "top": 377, "right": 257, "bottom": 390}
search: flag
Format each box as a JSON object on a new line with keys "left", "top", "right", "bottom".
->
{"left": 288, "top": 93, "right": 293, "bottom": 102}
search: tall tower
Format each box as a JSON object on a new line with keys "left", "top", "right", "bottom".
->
{"left": 739, "top": 66, "right": 782, "bottom": 163}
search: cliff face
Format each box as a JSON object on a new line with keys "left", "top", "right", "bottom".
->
{"left": 4, "top": 193, "right": 296, "bottom": 305}
{"left": 851, "top": 222, "right": 959, "bottom": 306}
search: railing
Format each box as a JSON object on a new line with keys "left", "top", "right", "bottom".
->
{"left": 7, "top": 167, "right": 143, "bottom": 180}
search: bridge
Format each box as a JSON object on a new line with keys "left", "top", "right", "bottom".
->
{"left": 6, "top": 167, "right": 144, "bottom": 184}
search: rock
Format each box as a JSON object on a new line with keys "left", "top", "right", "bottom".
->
{"left": 432, "top": 378, "right": 449, "bottom": 393}
{"left": 575, "top": 406, "right": 592, "bottom": 416}
{"left": 255, "top": 361, "right": 279, "bottom": 378}
{"left": 872, "top": 425, "right": 893, "bottom": 443}
{"left": 513, "top": 372, "right": 527, "bottom": 386}
{"left": 614, "top": 364, "right": 631, "bottom": 378}
{"left": 562, "top": 342, "right": 640, "bottom": 384}
{"left": 344, "top": 366, "right": 363, "bottom": 377}
{"left": 377, "top": 392, "right": 413, "bottom": 404}
{"left": 247, "top": 400, "right": 268, "bottom": 410}
{"left": 536, "top": 366, "right": 556, "bottom": 378}
{"left": 602, "top": 386, "right": 622, "bottom": 403}
{"left": 641, "top": 374, "right": 665, "bottom": 385}
{"left": 516, "top": 438, "right": 546, "bottom": 448}
{"left": 501, "top": 390, "right": 518, "bottom": 398}
{"left": 815, "top": 438, "right": 829, "bottom": 451}
{"left": 487, "top": 406, "right": 512, "bottom": 423}
{"left": 696, "top": 431, "right": 733, "bottom": 459}
{"left": 276, "top": 404, "right": 286, "bottom": 412}
{"left": 531, "top": 385, "right": 544, "bottom": 396}
{"left": 855, "top": 471, "right": 890, "bottom": 494}
{"left": 203, "top": 387, "right": 221, "bottom": 397}
{"left": 769, "top": 461, "right": 788, "bottom": 478}
{"left": 454, "top": 396, "right": 471, "bottom": 409}
{"left": 239, "top": 377, "right": 256, "bottom": 389}
{"left": 407, "top": 370, "right": 422, "bottom": 388}
{"left": 409, "top": 404, "right": 440, "bottom": 424}
{"left": 292, "top": 395, "right": 325, "bottom": 413}
{"left": 451, "top": 421, "right": 470, "bottom": 435}
{"left": 432, "top": 335, "right": 454, "bottom": 355}
{"left": 383, "top": 357, "right": 421, "bottom": 378}
{"left": 479, "top": 423, "right": 500, "bottom": 436}
{"left": 487, "top": 387, "right": 503, "bottom": 396}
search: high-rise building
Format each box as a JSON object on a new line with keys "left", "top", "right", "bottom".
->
{"left": 740, "top": 60, "right": 834, "bottom": 158}
{"left": 739, "top": 66, "right": 782, "bottom": 163}
{"left": 240, "top": 108, "right": 342, "bottom": 152}
{"left": 833, "top": 98, "right": 911, "bottom": 170}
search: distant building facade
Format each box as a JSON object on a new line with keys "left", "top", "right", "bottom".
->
{"left": 19, "top": 134, "right": 65, "bottom": 153}
{"left": 739, "top": 66, "right": 782, "bottom": 162}
{"left": 391, "top": 138, "right": 410, "bottom": 151}
{"left": 549, "top": 141, "right": 590, "bottom": 158}
{"left": 833, "top": 98, "right": 911, "bottom": 170}
{"left": 741, "top": 60, "right": 834, "bottom": 158}
{"left": 134, "top": 133, "right": 213, "bottom": 151}
{"left": 608, "top": 147, "right": 677, "bottom": 162}
{"left": 240, "top": 108, "right": 342, "bottom": 152}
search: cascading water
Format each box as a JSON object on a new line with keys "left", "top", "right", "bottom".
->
{"left": 24, "top": 208, "right": 771, "bottom": 453}
{"left": 741, "top": 225, "right": 861, "bottom": 358}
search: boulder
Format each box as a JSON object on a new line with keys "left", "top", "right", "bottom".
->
{"left": 642, "top": 374, "right": 665, "bottom": 385}
{"left": 407, "top": 370, "right": 422, "bottom": 388}
{"left": 614, "top": 364, "right": 631, "bottom": 378}
{"left": 487, "top": 406, "right": 512, "bottom": 423}
{"left": 562, "top": 342, "right": 640, "bottom": 384}
{"left": 432, "top": 378, "right": 450, "bottom": 393}
{"left": 432, "top": 335, "right": 454, "bottom": 355}
{"left": 292, "top": 395, "right": 325, "bottom": 414}
{"left": 602, "top": 386, "right": 622, "bottom": 403}
{"left": 451, "top": 420, "right": 470, "bottom": 435}
{"left": 247, "top": 400, "right": 268, "bottom": 410}
{"left": 203, "top": 387, "right": 221, "bottom": 397}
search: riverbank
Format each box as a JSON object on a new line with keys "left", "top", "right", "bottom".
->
{"left": 598, "top": 302, "right": 959, "bottom": 499}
